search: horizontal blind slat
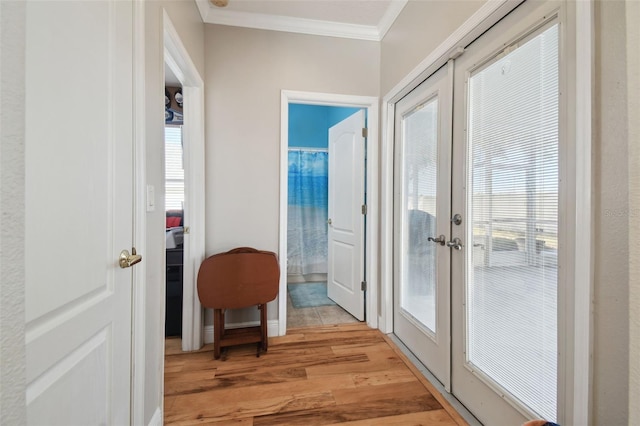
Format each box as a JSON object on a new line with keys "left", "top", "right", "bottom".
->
{"left": 165, "top": 127, "right": 184, "bottom": 211}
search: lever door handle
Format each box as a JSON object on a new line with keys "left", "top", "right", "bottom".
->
{"left": 119, "top": 247, "right": 142, "bottom": 269}
{"left": 446, "top": 237, "right": 463, "bottom": 250}
{"left": 428, "top": 235, "right": 446, "bottom": 246}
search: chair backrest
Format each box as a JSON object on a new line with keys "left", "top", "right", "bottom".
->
{"left": 197, "top": 247, "right": 280, "bottom": 309}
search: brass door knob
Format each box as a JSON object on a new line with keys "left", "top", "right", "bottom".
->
{"left": 119, "top": 247, "right": 142, "bottom": 268}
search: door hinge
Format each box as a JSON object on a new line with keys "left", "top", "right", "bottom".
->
{"left": 361, "top": 281, "right": 367, "bottom": 291}
{"left": 362, "top": 127, "right": 368, "bottom": 138}
{"left": 361, "top": 204, "right": 367, "bottom": 215}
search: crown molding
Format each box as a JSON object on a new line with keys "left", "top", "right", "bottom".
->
{"left": 377, "top": 0, "right": 408, "bottom": 40}
{"left": 196, "top": 0, "right": 408, "bottom": 41}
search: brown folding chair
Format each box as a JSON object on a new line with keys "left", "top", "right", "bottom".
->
{"left": 197, "top": 247, "right": 280, "bottom": 359}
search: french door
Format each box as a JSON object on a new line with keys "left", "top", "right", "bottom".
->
{"left": 394, "top": 1, "right": 562, "bottom": 424}
{"left": 393, "top": 63, "right": 453, "bottom": 390}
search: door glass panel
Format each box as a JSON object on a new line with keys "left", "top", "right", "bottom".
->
{"left": 401, "top": 97, "right": 439, "bottom": 334}
{"left": 466, "top": 24, "right": 558, "bottom": 420}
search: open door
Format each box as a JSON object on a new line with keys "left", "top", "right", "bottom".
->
{"left": 24, "top": 2, "right": 136, "bottom": 424}
{"left": 327, "top": 110, "right": 366, "bottom": 321}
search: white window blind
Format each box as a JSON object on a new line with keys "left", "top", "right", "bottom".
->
{"left": 467, "top": 23, "right": 559, "bottom": 420}
{"left": 165, "top": 126, "right": 184, "bottom": 211}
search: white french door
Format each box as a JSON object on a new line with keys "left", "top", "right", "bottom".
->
{"left": 394, "top": 1, "right": 563, "bottom": 424}
{"left": 393, "top": 63, "right": 453, "bottom": 390}
{"left": 451, "top": 2, "right": 561, "bottom": 423}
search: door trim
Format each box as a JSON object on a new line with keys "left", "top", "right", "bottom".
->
{"left": 278, "top": 90, "right": 379, "bottom": 335}
{"left": 162, "top": 10, "right": 206, "bottom": 352}
{"left": 380, "top": 0, "right": 593, "bottom": 424}
{"left": 132, "top": 2, "right": 146, "bottom": 424}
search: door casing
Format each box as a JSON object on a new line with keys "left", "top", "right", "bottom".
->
{"left": 278, "top": 90, "right": 379, "bottom": 335}
{"left": 162, "top": 11, "right": 207, "bottom": 353}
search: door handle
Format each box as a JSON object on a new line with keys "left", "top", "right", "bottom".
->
{"left": 119, "top": 247, "right": 142, "bottom": 268}
{"left": 327, "top": 218, "right": 332, "bottom": 225}
{"left": 428, "top": 235, "right": 446, "bottom": 246}
{"left": 446, "top": 237, "right": 463, "bottom": 250}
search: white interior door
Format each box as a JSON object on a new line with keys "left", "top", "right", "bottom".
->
{"left": 24, "top": 2, "right": 135, "bottom": 424}
{"left": 451, "top": 1, "right": 561, "bottom": 424}
{"left": 327, "top": 110, "right": 365, "bottom": 321}
{"left": 393, "top": 63, "right": 453, "bottom": 390}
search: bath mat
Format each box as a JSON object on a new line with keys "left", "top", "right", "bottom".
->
{"left": 288, "top": 282, "right": 336, "bottom": 308}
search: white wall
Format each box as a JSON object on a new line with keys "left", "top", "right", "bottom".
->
{"left": 0, "top": 2, "right": 27, "bottom": 424}
{"left": 143, "top": 1, "right": 204, "bottom": 423}
{"left": 203, "top": 24, "right": 379, "bottom": 325}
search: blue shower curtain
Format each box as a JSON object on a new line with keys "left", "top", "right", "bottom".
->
{"left": 287, "top": 149, "right": 328, "bottom": 276}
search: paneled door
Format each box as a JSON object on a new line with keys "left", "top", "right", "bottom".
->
{"left": 393, "top": 63, "right": 453, "bottom": 390}
{"left": 450, "top": 1, "right": 561, "bottom": 424}
{"left": 24, "top": 1, "right": 136, "bottom": 424}
{"left": 328, "top": 110, "right": 366, "bottom": 321}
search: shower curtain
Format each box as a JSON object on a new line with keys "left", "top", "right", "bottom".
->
{"left": 287, "top": 149, "right": 328, "bottom": 276}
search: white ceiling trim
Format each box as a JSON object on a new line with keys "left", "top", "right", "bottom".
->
{"left": 377, "top": 0, "right": 407, "bottom": 40}
{"left": 195, "top": 0, "right": 407, "bottom": 41}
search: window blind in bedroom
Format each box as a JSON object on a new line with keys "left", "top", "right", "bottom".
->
{"left": 165, "top": 126, "right": 184, "bottom": 211}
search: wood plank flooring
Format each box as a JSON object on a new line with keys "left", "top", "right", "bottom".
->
{"left": 164, "top": 323, "right": 467, "bottom": 425}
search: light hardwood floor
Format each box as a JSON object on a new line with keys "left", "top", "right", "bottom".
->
{"left": 164, "top": 323, "right": 467, "bottom": 425}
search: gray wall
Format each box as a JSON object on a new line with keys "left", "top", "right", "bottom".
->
{"left": 143, "top": 1, "right": 204, "bottom": 422}
{"left": 380, "top": 1, "right": 484, "bottom": 96}
{"left": 0, "top": 1, "right": 27, "bottom": 424}
{"left": 203, "top": 24, "right": 379, "bottom": 325}
{"left": 593, "top": 0, "right": 637, "bottom": 423}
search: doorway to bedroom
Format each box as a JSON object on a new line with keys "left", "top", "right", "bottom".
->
{"left": 286, "top": 103, "right": 363, "bottom": 329}
{"left": 164, "top": 83, "right": 185, "bottom": 342}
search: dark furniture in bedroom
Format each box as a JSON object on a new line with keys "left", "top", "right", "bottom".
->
{"left": 165, "top": 248, "right": 183, "bottom": 337}
{"left": 165, "top": 210, "right": 184, "bottom": 337}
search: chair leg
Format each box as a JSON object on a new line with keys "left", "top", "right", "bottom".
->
{"left": 260, "top": 303, "right": 268, "bottom": 352}
{"left": 213, "top": 308, "right": 223, "bottom": 360}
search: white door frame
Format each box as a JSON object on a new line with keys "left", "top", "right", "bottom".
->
{"left": 278, "top": 90, "right": 379, "bottom": 335}
{"left": 163, "top": 11, "right": 206, "bottom": 352}
{"left": 380, "top": 1, "right": 593, "bottom": 424}
{"left": 132, "top": 2, "right": 147, "bottom": 424}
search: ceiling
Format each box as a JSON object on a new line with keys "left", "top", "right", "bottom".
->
{"left": 195, "top": 0, "right": 408, "bottom": 41}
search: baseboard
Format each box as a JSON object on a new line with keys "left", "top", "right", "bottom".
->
{"left": 148, "top": 406, "right": 162, "bottom": 426}
{"left": 203, "top": 320, "right": 280, "bottom": 344}
{"left": 287, "top": 273, "right": 328, "bottom": 283}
